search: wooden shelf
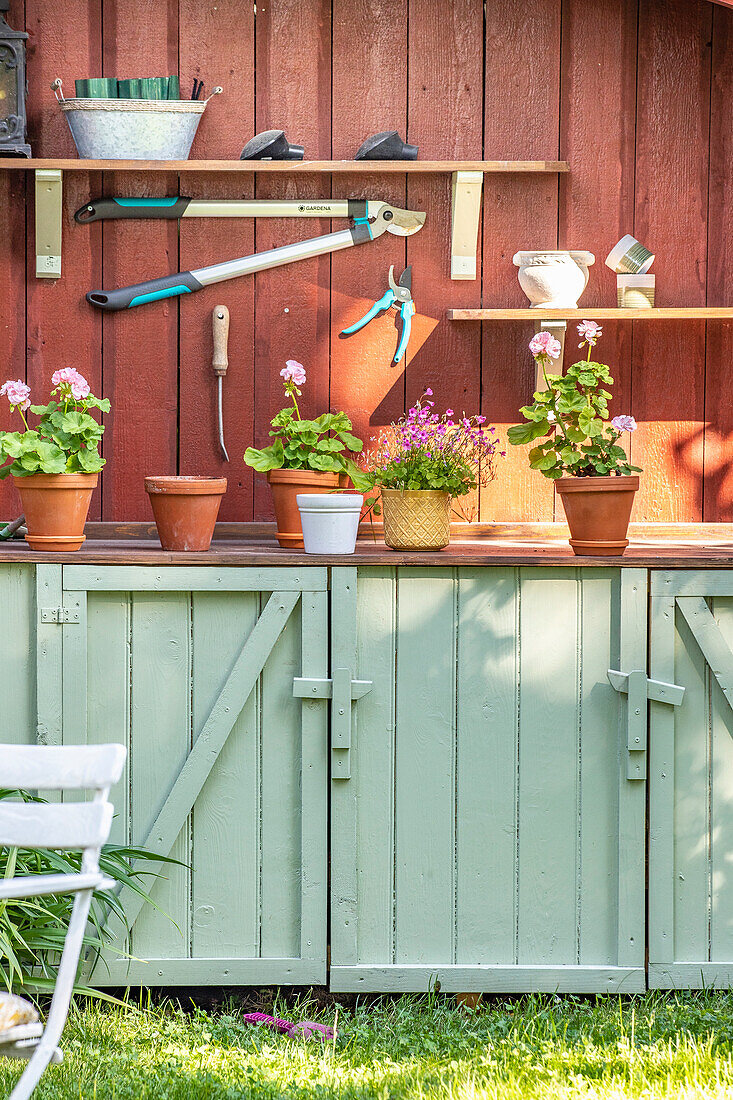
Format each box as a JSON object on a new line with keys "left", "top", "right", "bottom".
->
{"left": 0, "top": 157, "right": 569, "bottom": 173}
{"left": 447, "top": 307, "right": 733, "bottom": 320}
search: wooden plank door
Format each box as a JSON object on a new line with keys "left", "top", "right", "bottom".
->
{"left": 45, "top": 565, "right": 329, "bottom": 986}
{"left": 330, "top": 566, "right": 648, "bottom": 993}
{"left": 650, "top": 570, "right": 733, "bottom": 988}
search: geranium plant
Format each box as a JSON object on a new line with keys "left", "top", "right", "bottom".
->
{"left": 0, "top": 368, "right": 109, "bottom": 479}
{"left": 244, "top": 360, "right": 366, "bottom": 485}
{"left": 363, "top": 390, "right": 502, "bottom": 518}
{"left": 507, "top": 322, "right": 642, "bottom": 478}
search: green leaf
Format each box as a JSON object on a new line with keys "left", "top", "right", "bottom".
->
{"left": 307, "top": 452, "right": 340, "bottom": 472}
{"left": 315, "top": 437, "right": 346, "bottom": 453}
{"left": 507, "top": 419, "right": 551, "bottom": 446}
{"left": 243, "top": 442, "right": 284, "bottom": 472}
{"left": 335, "top": 430, "right": 363, "bottom": 453}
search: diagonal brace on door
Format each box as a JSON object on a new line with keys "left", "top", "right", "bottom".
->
{"left": 100, "top": 589, "right": 299, "bottom": 939}
{"left": 677, "top": 596, "right": 733, "bottom": 714}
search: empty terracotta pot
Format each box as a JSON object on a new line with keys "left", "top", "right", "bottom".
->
{"left": 13, "top": 471, "right": 98, "bottom": 552}
{"left": 555, "top": 474, "right": 639, "bottom": 556}
{"left": 267, "top": 468, "right": 343, "bottom": 549}
{"left": 144, "top": 476, "right": 227, "bottom": 551}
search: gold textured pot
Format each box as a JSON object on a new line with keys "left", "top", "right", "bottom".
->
{"left": 381, "top": 488, "right": 451, "bottom": 551}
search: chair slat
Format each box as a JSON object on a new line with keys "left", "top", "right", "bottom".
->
{"left": 0, "top": 871, "right": 113, "bottom": 899}
{"left": 0, "top": 801, "right": 113, "bottom": 849}
{"left": 0, "top": 744, "right": 126, "bottom": 790}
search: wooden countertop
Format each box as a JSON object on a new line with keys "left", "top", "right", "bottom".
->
{"left": 1, "top": 522, "right": 733, "bottom": 567}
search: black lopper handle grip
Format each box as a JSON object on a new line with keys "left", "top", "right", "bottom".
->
{"left": 86, "top": 270, "right": 204, "bottom": 311}
{"left": 74, "top": 196, "right": 192, "bottom": 224}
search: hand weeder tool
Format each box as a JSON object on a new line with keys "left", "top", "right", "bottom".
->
{"left": 341, "top": 265, "right": 415, "bottom": 363}
{"left": 212, "top": 305, "right": 229, "bottom": 462}
{"left": 77, "top": 198, "right": 426, "bottom": 311}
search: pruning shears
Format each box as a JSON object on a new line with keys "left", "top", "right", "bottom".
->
{"left": 341, "top": 265, "right": 415, "bottom": 364}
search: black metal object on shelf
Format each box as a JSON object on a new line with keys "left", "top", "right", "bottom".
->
{"left": 0, "top": 0, "right": 30, "bottom": 157}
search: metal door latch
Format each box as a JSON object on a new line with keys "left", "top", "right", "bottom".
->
{"left": 608, "top": 669, "right": 685, "bottom": 780}
{"left": 294, "top": 669, "right": 372, "bottom": 780}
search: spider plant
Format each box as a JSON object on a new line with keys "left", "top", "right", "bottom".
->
{"left": 0, "top": 788, "right": 180, "bottom": 1001}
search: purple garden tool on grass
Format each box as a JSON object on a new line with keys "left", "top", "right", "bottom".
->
{"left": 243, "top": 1012, "right": 335, "bottom": 1042}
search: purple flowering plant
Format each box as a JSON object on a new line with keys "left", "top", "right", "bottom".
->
{"left": 362, "top": 390, "right": 502, "bottom": 516}
{"left": 507, "top": 322, "right": 642, "bottom": 479}
{"left": 244, "top": 360, "right": 366, "bottom": 484}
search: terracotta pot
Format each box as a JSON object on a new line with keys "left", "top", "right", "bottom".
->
{"left": 381, "top": 488, "right": 451, "bottom": 551}
{"left": 13, "top": 471, "right": 98, "bottom": 552}
{"left": 267, "top": 468, "right": 343, "bottom": 549}
{"left": 555, "top": 475, "right": 639, "bottom": 556}
{"left": 144, "top": 476, "right": 227, "bottom": 551}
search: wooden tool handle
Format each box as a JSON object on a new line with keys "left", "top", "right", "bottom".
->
{"left": 212, "top": 305, "right": 230, "bottom": 377}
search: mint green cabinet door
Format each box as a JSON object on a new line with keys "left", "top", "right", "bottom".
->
{"left": 650, "top": 571, "right": 733, "bottom": 989}
{"left": 50, "top": 565, "right": 329, "bottom": 987}
{"left": 330, "top": 566, "right": 647, "bottom": 994}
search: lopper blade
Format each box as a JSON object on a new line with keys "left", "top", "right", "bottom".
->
{"left": 385, "top": 207, "right": 426, "bottom": 237}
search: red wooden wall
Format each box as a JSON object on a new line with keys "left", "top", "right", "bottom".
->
{"left": 1, "top": 0, "right": 731, "bottom": 523}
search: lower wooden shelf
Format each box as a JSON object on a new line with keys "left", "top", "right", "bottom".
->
{"left": 447, "top": 307, "right": 733, "bottom": 320}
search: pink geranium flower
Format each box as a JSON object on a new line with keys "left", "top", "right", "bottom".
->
{"left": 0, "top": 380, "right": 31, "bottom": 411}
{"left": 611, "top": 415, "right": 637, "bottom": 433}
{"left": 281, "top": 360, "right": 306, "bottom": 386}
{"left": 529, "top": 331, "right": 562, "bottom": 359}
{"left": 51, "top": 367, "right": 91, "bottom": 400}
{"left": 577, "top": 320, "right": 603, "bottom": 347}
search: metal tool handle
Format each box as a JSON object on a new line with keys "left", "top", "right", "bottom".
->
{"left": 212, "top": 306, "right": 229, "bottom": 377}
{"left": 75, "top": 197, "right": 192, "bottom": 224}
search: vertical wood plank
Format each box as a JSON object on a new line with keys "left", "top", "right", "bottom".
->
{"left": 0, "top": 565, "right": 35, "bottom": 745}
{"left": 479, "top": 0, "right": 561, "bottom": 523}
{"left": 129, "top": 591, "right": 191, "bottom": 961}
{"left": 259, "top": 592, "right": 302, "bottom": 959}
{"left": 405, "top": 0, "right": 483, "bottom": 520}
{"left": 616, "top": 569, "right": 647, "bottom": 969}
{"left": 517, "top": 569, "right": 579, "bottom": 963}
{"left": 299, "top": 586, "right": 328, "bottom": 972}
{"left": 190, "top": 591, "right": 260, "bottom": 959}
{"left": 61, "top": 589, "right": 88, "bottom": 749}
{"left": 393, "top": 568, "right": 456, "bottom": 965}
{"left": 35, "top": 564, "right": 63, "bottom": 750}
{"left": 559, "top": 0, "right": 637, "bottom": 437}
{"left": 455, "top": 568, "right": 518, "bottom": 963}
{"left": 632, "top": 0, "right": 711, "bottom": 521}
{"left": 703, "top": 5, "right": 733, "bottom": 521}
{"left": 253, "top": 0, "right": 331, "bottom": 520}
{"left": 25, "top": 0, "right": 103, "bottom": 519}
{"left": 102, "top": 1, "right": 179, "bottom": 520}
{"left": 330, "top": 0, "right": 408, "bottom": 456}
{"left": 331, "top": 568, "right": 397, "bottom": 968}
{"left": 649, "top": 593, "right": 678, "bottom": 965}
{"left": 578, "top": 570, "right": 623, "bottom": 966}
{"left": 0, "top": 3, "right": 27, "bottom": 520}
{"left": 708, "top": 596, "right": 733, "bottom": 961}
{"left": 85, "top": 591, "right": 131, "bottom": 847}
{"left": 178, "top": 1, "right": 256, "bottom": 519}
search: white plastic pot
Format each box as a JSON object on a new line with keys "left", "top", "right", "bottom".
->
{"left": 296, "top": 494, "right": 363, "bottom": 555}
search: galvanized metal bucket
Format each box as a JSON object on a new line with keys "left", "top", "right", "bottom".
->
{"left": 54, "top": 81, "right": 222, "bottom": 160}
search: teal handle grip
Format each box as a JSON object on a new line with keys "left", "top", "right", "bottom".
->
{"left": 394, "top": 300, "right": 415, "bottom": 363}
{"left": 341, "top": 288, "right": 395, "bottom": 335}
{"left": 86, "top": 270, "right": 204, "bottom": 311}
{"left": 75, "top": 197, "right": 192, "bottom": 224}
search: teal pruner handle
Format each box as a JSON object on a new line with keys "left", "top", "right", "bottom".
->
{"left": 394, "top": 300, "right": 415, "bottom": 363}
{"left": 74, "top": 197, "right": 192, "bottom": 224}
{"left": 341, "top": 288, "right": 396, "bottom": 334}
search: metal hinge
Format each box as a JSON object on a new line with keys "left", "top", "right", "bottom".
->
{"left": 294, "top": 669, "right": 373, "bottom": 780}
{"left": 608, "top": 668, "right": 685, "bottom": 780}
{"left": 40, "top": 607, "right": 80, "bottom": 624}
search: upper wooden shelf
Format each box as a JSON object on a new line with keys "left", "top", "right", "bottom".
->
{"left": 0, "top": 158, "right": 569, "bottom": 174}
{"left": 447, "top": 307, "right": 733, "bottom": 320}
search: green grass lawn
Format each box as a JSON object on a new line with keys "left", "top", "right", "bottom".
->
{"left": 2, "top": 990, "right": 733, "bottom": 1098}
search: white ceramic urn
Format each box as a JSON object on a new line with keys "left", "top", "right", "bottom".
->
{"left": 513, "top": 250, "right": 595, "bottom": 309}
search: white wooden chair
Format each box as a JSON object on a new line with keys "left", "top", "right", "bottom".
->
{"left": 0, "top": 743, "right": 126, "bottom": 1100}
